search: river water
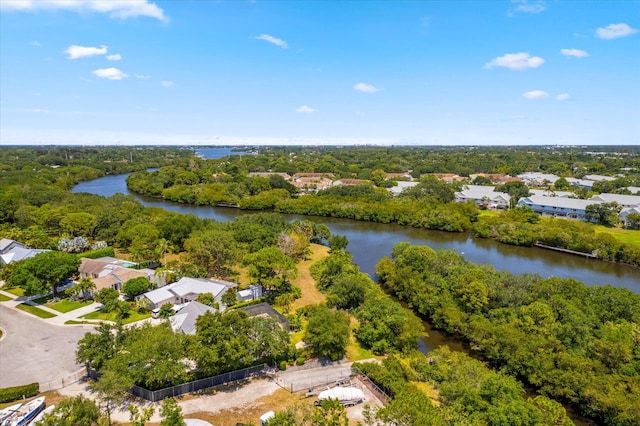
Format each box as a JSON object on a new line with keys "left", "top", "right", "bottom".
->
{"left": 73, "top": 168, "right": 627, "bottom": 425}
{"left": 73, "top": 173, "right": 640, "bottom": 292}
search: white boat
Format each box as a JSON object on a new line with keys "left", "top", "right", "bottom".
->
{"left": 27, "top": 404, "right": 54, "bottom": 426}
{"left": 0, "top": 404, "right": 22, "bottom": 423}
{"left": 2, "top": 397, "right": 44, "bottom": 426}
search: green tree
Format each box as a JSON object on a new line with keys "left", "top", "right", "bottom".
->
{"left": 222, "top": 288, "right": 237, "bottom": 307}
{"left": 122, "top": 277, "right": 151, "bottom": 298}
{"left": 242, "top": 247, "right": 297, "bottom": 291}
{"left": 37, "top": 395, "right": 101, "bottom": 426}
{"left": 128, "top": 405, "right": 155, "bottom": 426}
{"left": 160, "top": 398, "right": 185, "bottom": 426}
{"left": 327, "top": 235, "right": 349, "bottom": 252}
{"left": 311, "top": 398, "right": 349, "bottom": 426}
{"left": 586, "top": 202, "right": 622, "bottom": 226}
{"left": 184, "top": 229, "right": 241, "bottom": 279}
{"left": 158, "top": 303, "right": 175, "bottom": 318}
{"left": 304, "top": 304, "right": 350, "bottom": 361}
{"left": 59, "top": 212, "right": 98, "bottom": 237}
{"left": 5, "top": 250, "right": 79, "bottom": 296}
{"left": 90, "top": 369, "right": 133, "bottom": 426}
{"left": 94, "top": 288, "right": 119, "bottom": 312}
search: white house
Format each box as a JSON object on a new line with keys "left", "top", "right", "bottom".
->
{"left": 529, "top": 189, "right": 575, "bottom": 198}
{"left": 0, "top": 239, "right": 49, "bottom": 265}
{"left": 589, "top": 193, "right": 640, "bottom": 208}
{"left": 140, "top": 277, "right": 237, "bottom": 310}
{"left": 517, "top": 196, "right": 602, "bottom": 220}
{"left": 517, "top": 172, "right": 560, "bottom": 186}
{"left": 619, "top": 207, "right": 640, "bottom": 228}
{"left": 454, "top": 185, "right": 511, "bottom": 209}
{"left": 388, "top": 181, "right": 420, "bottom": 196}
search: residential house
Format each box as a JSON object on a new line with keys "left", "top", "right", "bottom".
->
{"left": 140, "top": 276, "right": 237, "bottom": 310}
{"left": 619, "top": 207, "right": 640, "bottom": 228}
{"left": 169, "top": 301, "right": 216, "bottom": 334}
{"left": 589, "top": 193, "right": 640, "bottom": 208}
{"left": 291, "top": 173, "right": 334, "bottom": 193}
{"left": 517, "top": 196, "right": 601, "bottom": 220}
{"left": 454, "top": 185, "right": 510, "bottom": 209}
{"left": 424, "top": 173, "right": 466, "bottom": 183}
{"left": 626, "top": 186, "right": 640, "bottom": 195}
{"left": 517, "top": 172, "right": 561, "bottom": 186}
{"left": 0, "top": 239, "right": 49, "bottom": 265}
{"left": 529, "top": 189, "right": 575, "bottom": 198}
{"left": 584, "top": 175, "right": 617, "bottom": 182}
{"left": 565, "top": 178, "right": 595, "bottom": 189}
{"left": 388, "top": 181, "right": 420, "bottom": 196}
{"left": 78, "top": 257, "right": 156, "bottom": 292}
{"left": 385, "top": 172, "right": 413, "bottom": 181}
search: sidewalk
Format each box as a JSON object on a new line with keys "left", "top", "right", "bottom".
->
{"left": 0, "top": 288, "right": 102, "bottom": 326}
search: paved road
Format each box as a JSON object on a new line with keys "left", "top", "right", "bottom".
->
{"left": 0, "top": 304, "right": 94, "bottom": 388}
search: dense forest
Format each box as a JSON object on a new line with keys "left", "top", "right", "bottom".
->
{"left": 122, "top": 146, "right": 640, "bottom": 265}
{"left": 376, "top": 242, "right": 640, "bottom": 425}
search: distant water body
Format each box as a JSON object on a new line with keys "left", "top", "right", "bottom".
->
{"left": 195, "top": 147, "right": 250, "bottom": 159}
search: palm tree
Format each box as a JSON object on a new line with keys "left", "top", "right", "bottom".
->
{"left": 156, "top": 238, "right": 172, "bottom": 267}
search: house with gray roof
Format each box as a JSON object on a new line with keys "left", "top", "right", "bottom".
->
{"left": 0, "top": 239, "right": 49, "bottom": 265}
{"left": 619, "top": 207, "right": 640, "bottom": 229}
{"left": 454, "top": 185, "right": 510, "bottom": 209}
{"left": 517, "top": 196, "right": 604, "bottom": 220}
{"left": 140, "top": 277, "right": 237, "bottom": 310}
{"left": 169, "top": 301, "right": 216, "bottom": 334}
{"left": 589, "top": 193, "right": 640, "bottom": 208}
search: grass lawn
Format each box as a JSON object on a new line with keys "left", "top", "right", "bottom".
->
{"left": 594, "top": 225, "right": 640, "bottom": 247}
{"left": 0, "top": 293, "right": 12, "bottom": 302}
{"left": 291, "top": 244, "right": 329, "bottom": 311}
{"left": 346, "top": 317, "right": 377, "bottom": 362}
{"left": 16, "top": 303, "right": 56, "bottom": 319}
{"left": 48, "top": 298, "right": 93, "bottom": 313}
{"left": 64, "top": 319, "right": 101, "bottom": 325}
{"left": 477, "top": 209, "right": 499, "bottom": 218}
{"left": 81, "top": 309, "right": 151, "bottom": 324}
{"left": 3, "top": 287, "right": 24, "bottom": 297}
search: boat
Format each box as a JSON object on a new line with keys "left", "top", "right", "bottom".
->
{"left": 27, "top": 404, "right": 54, "bottom": 426}
{"left": 2, "top": 397, "right": 44, "bottom": 426}
{"left": 0, "top": 404, "right": 22, "bottom": 423}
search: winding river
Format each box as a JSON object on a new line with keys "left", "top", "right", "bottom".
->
{"left": 73, "top": 173, "right": 640, "bottom": 293}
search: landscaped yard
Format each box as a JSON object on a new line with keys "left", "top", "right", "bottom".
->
{"left": 81, "top": 309, "right": 151, "bottom": 325}
{"left": 594, "top": 225, "right": 640, "bottom": 247}
{"left": 47, "top": 298, "right": 93, "bottom": 313}
{"left": 3, "top": 287, "right": 24, "bottom": 297}
{"left": 0, "top": 293, "right": 12, "bottom": 302}
{"left": 16, "top": 303, "right": 56, "bottom": 319}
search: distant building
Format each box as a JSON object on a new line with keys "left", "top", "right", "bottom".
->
{"left": 385, "top": 172, "right": 413, "bottom": 181}
{"left": 589, "top": 193, "right": 640, "bottom": 208}
{"left": 470, "top": 174, "right": 522, "bottom": 185}
{"left": 424, "top": 173, "right": 466, "bottom": 183}
{"left": 529, "top": 189, "right": 575, "bottom": 198}
{"left": 565, "top": 178, "right": 595, "bottom": 189}
{"left": 388, "top": 181, "right": 420, "bottom": 196}
{"left": 248, "top": 172, "right": 291, "bottom": 181}
{"left": 517, "top": 172, "right": 561, "bottom": 186}
{"left": 332, "top": 179, "right": 371, "bottom": 187}
{"left": 619, "top": 207, "right": 640, "bottom": 228}
{"left": 583, "top": 175, "right": 617, "bottom": 182}
{"left": 517, "top": 196, "right": 600, "bottom": 220}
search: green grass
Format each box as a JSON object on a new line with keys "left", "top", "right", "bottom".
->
{"left": 594, "top": 226, "right": 640, "bottom": 246}
{"left": 3, "top": 287, "right": 24, "bottom": 297}
{"left": 81, "top": 309, "right": 151, "bottom": 324}
{"left": 16, "top": 303, "right": 56, "bottom": 319}
{"left": 65, "top": 319, "right": 101, "bottom": 325}
{"left": 47, "top": 299, "right": 93, "bottom": 313}
{"left": 477, "top": 209, "right": 499, "bottom": 218}
{"left": 0, "top": 293, "right": 12, "bottom": 302}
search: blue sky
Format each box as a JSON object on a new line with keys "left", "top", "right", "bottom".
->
{"left": 1, "top": 0, "right": 638, "bottom": 145}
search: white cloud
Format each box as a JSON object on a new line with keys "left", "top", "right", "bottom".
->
{"left": 560, "top": 48, "right": 589, "bottom": 58}
{"left": 106, "top": 53, "right": 122, "bottom": 61}
{"left": 29, "top": 40, "right": 41, "bottom": 47}
{"left": 161, "top": 80, "right": 174, "bottom": 87}
{"left": 596, "top": 23, "right": 638, "bottom": 40}
{"left": 0, "top": 0, "right": 168, "bottom": 21}
{"left": 135, "top": 74, "right": 151, "bottom": 79}
{"left": 509, "top": 0, "right": 546, "bottom": 15}
{"left": 296, "top": 105, "right": 316, "bottom": 114}
{"left": 484, "top": 52, "right": 544, "bottom": 70}
{"left": 254, "top": 34, "right": 288, "bottom": 49}
{"left": 65, "top": 44, "right": 107, "bottom": 59}
{"left": 556, "top": 93, "right": 571, "bottom": 101}
{"left": 92, "top": 67, "right": 128, "bottom": 80}
{"left": 25, "top": 108, "right": 50, "bottom": 113}
{"left": 522, "top": 90, "right": 549, "bottom": 99}
{"left": 353, "top": 83, "right": 380, "bottom": 93}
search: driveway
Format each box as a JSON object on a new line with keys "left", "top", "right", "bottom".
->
{"left": 0, "top": 304, "right": 94, "bottom": 388}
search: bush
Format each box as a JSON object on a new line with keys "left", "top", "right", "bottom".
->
{"left": 296, "top": 357, "right": 306, "bottom": 366}
{"left": 278, "top": 360, "right": 287, "bottom": 371}
{"left": 78, "top": 246, "right": 115, "bottom": 260}
{"left": 0, "top": 382, "right": 39, "bottom": 403}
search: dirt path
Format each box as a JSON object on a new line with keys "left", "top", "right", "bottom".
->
{"left": 292, "top": 243, "right": 328, "bottom": 310}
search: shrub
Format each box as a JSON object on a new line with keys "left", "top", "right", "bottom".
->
{"left": 0, "top": 382, "right": 39, "bottom": 403}
{"left": 278, "top": 360, "right": 287, "bottom": 371}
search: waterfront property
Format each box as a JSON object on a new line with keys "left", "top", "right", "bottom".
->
{"left": 517, "top": 195, "right": 596, "bottom": 220}
{"left": 589, "top": 193, "right": 640, "bottom": 208}
{"left": 140, "top": 276, "right": 237, "bottom": 310}
{"left": 454, "top": 185, "right": 510, "bottom": 209}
